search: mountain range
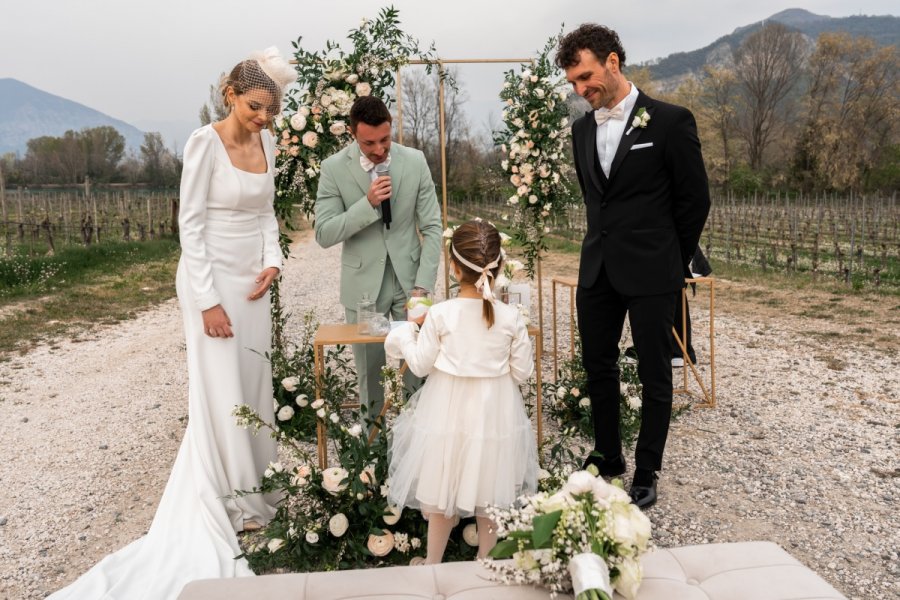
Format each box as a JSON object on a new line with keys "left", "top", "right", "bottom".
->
{"left": 1, "top": 8, "right": 897, "bottom": 158}
{"left": 644, "top": 8, "right": 899, "bottom": 88}
{"left": 0, "top": 78, "right": 146, "bottom": 157}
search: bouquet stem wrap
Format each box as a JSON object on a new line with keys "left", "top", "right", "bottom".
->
{"left": 570, "top": 552, "right": 613, "bottom": 599}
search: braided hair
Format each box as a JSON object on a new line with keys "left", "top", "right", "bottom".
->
{"left": 450, "top": 220, "right": 504, "bottom": 328}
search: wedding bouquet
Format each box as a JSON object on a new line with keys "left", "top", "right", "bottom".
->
{"left": 485, "top": 470, "right": 651, "bottom": 599}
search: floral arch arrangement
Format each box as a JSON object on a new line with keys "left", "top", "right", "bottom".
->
{"left": 497, "top": 36, "right": 577, "bottom": 276}
{"left": 273, "top": 7, "right": 438, "bottom": 224}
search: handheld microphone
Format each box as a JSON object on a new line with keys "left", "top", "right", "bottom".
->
{"left": 374, "top": 162, "right": 391, "bottom": 229}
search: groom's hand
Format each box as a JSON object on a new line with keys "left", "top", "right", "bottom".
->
{"left": 202, "top": 305, "right": 233, "bottom": 338}
{"left": 367, "top": 176, "right": 391, "bottom": 207}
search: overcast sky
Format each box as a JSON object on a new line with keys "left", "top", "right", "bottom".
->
{"left": 1, "top": 0, "right": 897, "bottom": 150}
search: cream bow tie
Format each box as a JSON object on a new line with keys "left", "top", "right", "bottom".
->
{"left": 360, "top": 154, "right": 391, "bottom": 172}
{"left": 594, "top": 106, "right": 625, "bottom": 125}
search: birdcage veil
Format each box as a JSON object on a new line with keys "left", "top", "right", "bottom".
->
{"left": 222, "top": 47, "right": 296, "bottom": 115}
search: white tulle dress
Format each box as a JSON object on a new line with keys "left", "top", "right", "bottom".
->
{"left": 385, "top": 298, "right": 538, "bottom": 518}
{"left": 49, "top": 124, "right": 282, "bottom": 599}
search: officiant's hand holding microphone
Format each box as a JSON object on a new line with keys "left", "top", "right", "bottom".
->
{"left": 367, "top": 165, "right": 392, "bottom": 230}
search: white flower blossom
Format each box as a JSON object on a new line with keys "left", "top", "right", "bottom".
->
{"left": 328, "top": 513, "right": 349, "bottom": 537}
{"left": 276, "top": 405, "right": 295, "bottom": 421}
{"left": 305, "top": 531, "right": 319, "bottom": 544}
{"left": 289, "top": 114, "right": 307, "bottom": 131}
{"left": 267, "top": 538, "right": 285, "bottom": 553}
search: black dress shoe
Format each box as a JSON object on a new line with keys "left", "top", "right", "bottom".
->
{"left": 582, "top": 453, "right": 626, "bottom": 477}
{"left": 629, "top": 472, "right": 658, "bottom": 509}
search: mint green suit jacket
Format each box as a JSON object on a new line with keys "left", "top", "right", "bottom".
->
{"left": 314, "top": 142, "right": 442, "bottom": 309}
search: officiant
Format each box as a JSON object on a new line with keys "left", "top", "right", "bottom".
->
{"left": 314, "top": 95, "right": 443, "bottom": 418}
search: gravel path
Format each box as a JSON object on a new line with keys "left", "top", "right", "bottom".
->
{"left": 1, "top": 232, "right": 897, "bottom": 599}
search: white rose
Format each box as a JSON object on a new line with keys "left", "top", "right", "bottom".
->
{"left": 367, "top": 532, "right": 394, "bottom": 557}
{"left": 321, "top": 466, "right": 349, "bottom": 495}
{"left": 320, "top": 93, "right": 333, "bottom": 107}
{"left": 565, "top": 470, "right": 596, "bottom": 495}
{"left": 311, "top": 398, "right": 325, "bottom": 409}
{"left": 383, "top": 504, "right": 402, "bottom": 525}
{"left": 556, "top": 387, "right": 567, "bottom": 399}
{"left": 346, "top": 73, "right": 359, "bottom": 84}
{"left": 507, "top": 195, "right": 519, "bottom": 206}
{"left": 610, "top": 503, "right": 644, "bottom": 549}
{"left": 305, "top": 531, "right": 319, "bottom": 544}
{"left": 535, "top": 88, "right": 545, "bottom": 99}
{"left": 510, "top": 174, "right": 522, "bottom": 186}
{"left": 356, "top": 82, "right": 372, "bottom": 97}
{"left": 299, "top": 106, "right": 310, "bottom": 117}
{"left": 267, "top": 538, "right": 285, "bottom": 553}
{"left": 501, "top": 159, "right": 509, "bottom": 170}
{"left": 578, "top": 397, "right": 590, "bottom": 408}
{"left": 301, "top": 131, "right": 318, "bottom": 148}
{"left": 329, "top": 412, "right": 339, "bottom": 423}
{"left": 277, "top": 405, "right": 295, "bottom": 421}
{"left": 329, "top": 121, "right": 347, "bottom": 136}
{"left": 462, "top": 523, "right": 478, "bottom": 546}
{"left": 571, "top": 387, "right": 580, "bottom": 397}
{"left": 627, "top": 396, "right": 642, "bottom": 410}
{"left": 360, "top": 465, "right": 377, "bottom": 486}
{"left": 537, "top": 468, "right": 551, "bottom": 480}
{"left": 289, "top": 114, "right": 307, "bottom": 131}
{"left": 520, "top": 69, "right": 532, "bottom": 79}
{"left": 297, "top": 394, "right": 309, "bottom": 407}
{"left": 530, "top": 75, "right": 538, "bottom": 83}
{"left": 517, "top": 185, "right": 529, "bottom": 196}
{"left": 348, "top": 424, "right": 363, "bottom": 437}
{"left": 614, "top": 557, "right": 643, "bottom": 600}
{"left": 528, "top": 195, "right": 538, "bottom": 205}
{"left": 316, "top": 407, "right": 326, "bottom": 419}
{"left": 281, "top": 376, "right": 300, "bottom": 391}
{"left": 541, "top": 490, "right": 574, "bottom": 513}
{"left": 410, "top": 537, "right": 421, "bottom": 549}
{"left": 329, "top": 512, "right": 349, "bottom": 537}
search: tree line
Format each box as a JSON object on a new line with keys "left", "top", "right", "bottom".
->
{"left": 0, "top": 127, "right": 182, "bottom": 188}
{"left": 636, "top": 25, "right": 898, "bottom": 194}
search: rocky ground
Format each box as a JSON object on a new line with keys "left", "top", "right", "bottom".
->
{"left": 0, "top": 232, "right": 897, "bottom": 599}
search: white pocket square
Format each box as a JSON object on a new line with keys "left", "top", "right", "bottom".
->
{"left": 631, "top": 142, "right": 653, "bottom": 150}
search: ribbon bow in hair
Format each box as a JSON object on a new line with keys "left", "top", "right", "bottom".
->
{"left": 451, "top": 244, "right": 502, "bottom": 302}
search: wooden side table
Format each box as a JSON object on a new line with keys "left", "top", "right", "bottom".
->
{"left": 313, "top": 323, "right": 544, "bottom": 468}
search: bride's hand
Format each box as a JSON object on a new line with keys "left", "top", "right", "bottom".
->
{"left": 202, "top": 305, "right": 233, "bottom": 338}
{"left": 248, "top": 267, "right": 280, "bottom": 301}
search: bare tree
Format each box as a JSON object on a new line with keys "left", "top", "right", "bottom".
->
{"left": 796, "top": 32, "right": 899, "bottom": 190}
{"left": 700, "top": 66, "right": 739, "bottom": 182}
{"left": 199, "top": 74, "right": 229, "bottom": 125}
{"left": 733, "top": 22, "right": 806, "bottom": 170}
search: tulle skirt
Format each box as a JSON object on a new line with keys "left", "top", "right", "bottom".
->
{"left": 387, "top": 370, "right": 538, "bottom": 518}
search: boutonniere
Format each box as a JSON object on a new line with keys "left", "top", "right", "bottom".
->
{"left": 625, "top": 107, "right": 650, "bottom": 135}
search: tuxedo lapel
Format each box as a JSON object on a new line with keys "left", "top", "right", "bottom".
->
{"left": 346, "top": 143, "right": 372, "bottom": 198}
{"left": 608, "top": 91, "right": 654, "bottom": 182}
{"left": 387, "top": 148, "right": 405, "bottom": 204}
{"left": 583, "top": 115, "right": 606, "bottom": 191}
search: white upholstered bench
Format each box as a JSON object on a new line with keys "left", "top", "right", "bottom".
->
{"left": 178, "top": 541, "right": 847, "bottom": 600}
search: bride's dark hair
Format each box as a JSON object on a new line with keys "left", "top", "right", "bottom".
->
{"left": 450, "top": 220, "right": 503, "bottom": 328}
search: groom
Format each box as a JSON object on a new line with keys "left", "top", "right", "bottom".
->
{"left": 556, "top": 25, "right": 710, "bottom": 508}
{"left": 314, "top": 95, "right": 442, "bottom": 418}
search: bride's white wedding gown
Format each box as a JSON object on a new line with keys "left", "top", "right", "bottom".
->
{"left": 50, "top": 124, "right": 282, "bottom": 599}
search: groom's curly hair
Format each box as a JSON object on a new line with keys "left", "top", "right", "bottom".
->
{"left": 555, "top": 24, "right": 627, "bottom": 69}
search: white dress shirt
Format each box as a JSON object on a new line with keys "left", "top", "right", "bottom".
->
{"left": 595, "top": 82, "right": 638, "bottom": 178}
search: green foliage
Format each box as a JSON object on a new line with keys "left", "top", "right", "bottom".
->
{"left": 0, "top": 238, "right": 179, "bottom": 299}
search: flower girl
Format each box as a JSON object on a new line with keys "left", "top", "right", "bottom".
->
{"left": 384, "top": 219, "right": 538, "bottom": 563}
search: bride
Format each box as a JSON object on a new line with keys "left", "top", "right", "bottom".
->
{"left": 49, "top": 48, "right": 296, "bottom": 599}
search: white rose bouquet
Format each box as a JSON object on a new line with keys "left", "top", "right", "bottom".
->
{"left": 485, "top": 470, "right": 651, "bottom": 600}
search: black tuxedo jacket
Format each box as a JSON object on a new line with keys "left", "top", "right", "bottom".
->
{"left": 571, "top": 90, "right": 710, "bottom": 296}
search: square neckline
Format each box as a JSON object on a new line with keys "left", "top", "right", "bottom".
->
{"left": 209, "top": 124, "right": 269, "bottom": 175}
